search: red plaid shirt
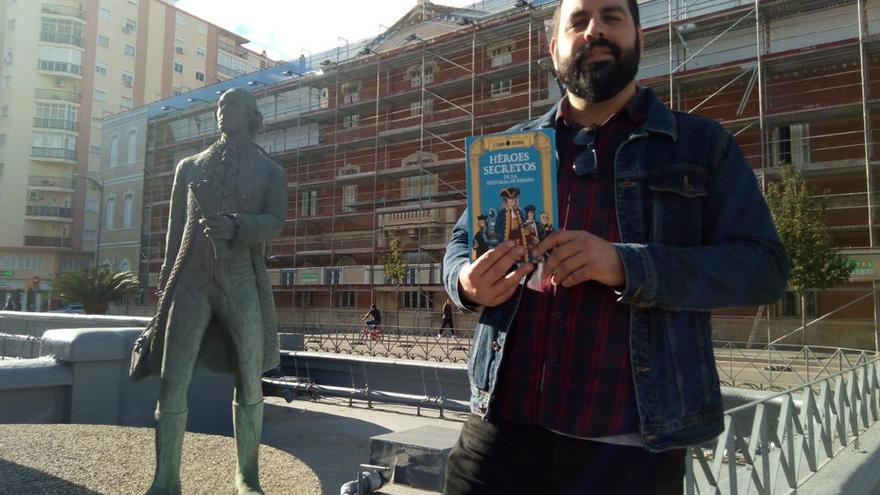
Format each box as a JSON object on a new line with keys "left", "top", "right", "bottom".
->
{"left": 492, "top": 89, "right": 649, "bottom": 438}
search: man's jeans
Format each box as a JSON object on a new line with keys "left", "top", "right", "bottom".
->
{"left": 444, "top": 415, "right": 686, "bottom": 495}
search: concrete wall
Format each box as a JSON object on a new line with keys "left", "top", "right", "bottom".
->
{"left": 0, "top": 311, "right": 150, "bottom": 338}
{"left": 0, "top": 320, "right": 233, "bottom": 434}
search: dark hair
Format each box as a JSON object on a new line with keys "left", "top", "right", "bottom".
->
{"left": 477, "top": 214, "right": 487, "bottom": 220}
{"left": 525, "top": 205, "right": 536, "bottom": 214}
{"left": 551, "top": 0, "right": 640, "bottom": 38}
{"left": 371, "top": 304, "right": 377, "bottom": 309}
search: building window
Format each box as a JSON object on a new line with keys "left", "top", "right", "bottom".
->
{"left": 109, "top": 135, "right": 119, "bottom": 166}
{"left": 121, "top": 96, "right": 132, "bottom": 110}
{"left": 301, "top": 189, "right": 317, "bottom": 216}
{"left": 196, "top": 22, "right": 207, "bottom": 35}
{"left": 772, "top": 123, "right": 809, "bottom": 166}
{"left": 121, "top": 71, "right": 134, "bottom": 87}
{"left": 0, "top": 106, "right": 7, "bottom": 117}
{"left": 338, "top": 165, "right": 360, "bottom": 212}
{"left": 410, "top": 99, "right": 432, "bottom": 117}
{"left": 490, "top": 79, "right": 512, "bottom": 97}
{"left": 401, "top": 291, "right": 434, "bottom": 309}
{"left": 173, "top": 62, "right": 184, "bottom": 74}
{"left": 176, "top": 13, "right": 187, "bottom": 26}
{"left": 175, "top": 39, "right": 185, "bottom": 54}
{"left": 341, "top": 83, "right": 360, "bottom": 104}
{"left": 195, "top": 70, "right": 205, "bottom": 82}
{"left": 408, "top": 63, "right": 435, "bottom": 88}
{"left": 126, "top": 129, "right": 137, "bottom": 162}
{"left": 171, "top": 87, "right": 183, "bottom": 96}
{"left": 90, "top": 145, "right": 101, "bottom": 156}
{"left": 280, "top": 269, "right": 295, "bottom": 286}
{"left": 94, "top": 89, "right": 107, "bottom": 102}
{"left": 295, "top": 291, "right": 314, "bottom": 307}
{"left": 490, "top": 44, "right": 513, "bottom": 68}
{"left": 336, "top": 291, "right": 355, "bottom": 308}
{"left": 343, "top": 114, "right": 359, "bottom": 128}
{"left": 119, "top": 259, "right": 131, "bottom": 272}
{"left": 122, "top": 193, "right": 134, "bottom": 228}
{"left": 779, "top": 291, "right": 818, "bottom": 318}
{"left": 124, "top": 18, "right": 136, "bottom": 33}
{"left": 105, "top": 197, "right": 116, "bottom": 230}
{"left": 197, "top": 47, "right": 207, "bottom": 58}
{"left": 324, "top": 268, "right": 341, "bottom": 285}
{"left": 124, "top": 44, "right": 135, "bottom": 56}
{"left": 401, "top": 174, "right": 438, "bottom": 199}
{"left": 33, "top": 102, "right": 78, "bottom": 131}
{"left": 99, "top": 7, "right": 111, "bottom": 20}
{"left": 98, "top": 35, "right": 110, "bottom": 48}
{"left": 95, "top": 63, "right": 107, "bottom": 75}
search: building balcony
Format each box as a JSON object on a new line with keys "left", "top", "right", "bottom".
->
{"left": 41, "top": 4, "right": 86, "bottom": 21}
{"left": 39, "top": 32, "right": 84, "bottom": 48}
{"left": 28, "top": 176, "right": 75, "bottom": 192}
{"left": 26, "top": 205, "right": 73, "bottom": 221}
{"left": 34, "top": 88, "right": 81, "bottom": 104}
{"left": 37, "top": 60, "right": 82, "bottom": 78}
{"left": 33, "top": 117, "right": 79, "bottom": 132}
{"left": 24, "top": 235, "right": 71, "bottom": 248}
{"left": 31, "top": 147, "right": 76, "bottom": 162}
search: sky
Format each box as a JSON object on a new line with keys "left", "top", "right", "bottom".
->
{"left": 174, "top": 0, "right": 480, "bottom": 62}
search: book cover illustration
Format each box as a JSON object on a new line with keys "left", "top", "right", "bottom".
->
{"left": 466, "top": 129, "right": 558, "bottom": 263}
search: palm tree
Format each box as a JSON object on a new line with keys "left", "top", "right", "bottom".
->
{"left": 51, "top": 269, "right": 140, "bottom": 315}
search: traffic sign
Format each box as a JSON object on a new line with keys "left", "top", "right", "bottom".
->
{"left": 0, "top": 271, "right": 12, "bottom": 277}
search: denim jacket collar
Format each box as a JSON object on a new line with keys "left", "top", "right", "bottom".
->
{"left": 528, "top": 87, "right": 678, "bottom": 142}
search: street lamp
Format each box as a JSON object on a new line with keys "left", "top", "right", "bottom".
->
{"left": 75, "top": 173, "right": 105, "bottom": 271}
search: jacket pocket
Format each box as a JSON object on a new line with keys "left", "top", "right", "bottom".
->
{"left": 648, "top": 168, "right": 708, "bottom": 245}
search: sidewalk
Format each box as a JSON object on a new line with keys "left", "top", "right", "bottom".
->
{"left": 261, "top": 395, "right": 467, "bottom": 494}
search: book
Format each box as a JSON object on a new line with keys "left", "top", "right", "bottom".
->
{"left": 465, "top": 129, "right": 558, "bottom": 263}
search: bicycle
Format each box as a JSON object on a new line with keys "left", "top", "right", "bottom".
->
{"left": 360, "top": 323, "right": 383, "bottom": 342}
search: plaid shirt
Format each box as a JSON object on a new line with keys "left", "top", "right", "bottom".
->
{"left": 492, "top": 89, "right": 650, "bottom": 438}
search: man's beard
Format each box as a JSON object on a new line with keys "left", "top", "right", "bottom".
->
{"left": 557, "top": 37, "right": 640, "bottom": 103}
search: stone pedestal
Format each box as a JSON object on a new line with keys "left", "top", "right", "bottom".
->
{"left": 370, "top": 425, "right": 460, "bottom": 492}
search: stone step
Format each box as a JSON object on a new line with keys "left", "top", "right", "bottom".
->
{"left": 370, "top": 424, "right": 462, "bottom": 492}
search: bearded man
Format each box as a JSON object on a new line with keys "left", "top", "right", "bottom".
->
{"left": 441, "top": 1, "right": 789, "bottom": 493}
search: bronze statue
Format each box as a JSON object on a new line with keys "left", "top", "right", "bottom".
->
{"left": 137, "top": 88, "right": 286, "bottom": 494}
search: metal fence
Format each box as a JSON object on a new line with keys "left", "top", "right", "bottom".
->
{"left": 0, "top": 333, "right": 43, "bottom": 360}
{"left": 686, "top": 356, "right": 880, "bottom": 494}
{"left": 284, "top": 323, "right": 473, "bottom": 363}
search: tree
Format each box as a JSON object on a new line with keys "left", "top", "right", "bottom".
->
{"left": 765, "top": 165, "right": 853, "bottom": 344}
{"left": 52, "top": 268, "right": 140, "bottom": 315}
{"left": 383, "top": 236, "right": 408, "bottom": 331}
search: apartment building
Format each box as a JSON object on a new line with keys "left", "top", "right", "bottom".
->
{"left": 0, "top": 0, "right": 274, "bottom": 310}
{"left": 127, "top": 0, "right": 880, "bottom": 346}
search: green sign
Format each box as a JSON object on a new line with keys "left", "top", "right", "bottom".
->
{"left": 299, "top": 271, "right": 319, "bottom": 284}
{"left": 0, "top": 271, "right": 12, "bottom": 277}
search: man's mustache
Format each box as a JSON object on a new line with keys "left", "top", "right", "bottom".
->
{"left": 574, "top": 38, "right": 622, "bottom": 67}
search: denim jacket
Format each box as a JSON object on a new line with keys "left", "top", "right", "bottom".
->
{"left": 442, "top": 88, "right": 789, "bottom": 452}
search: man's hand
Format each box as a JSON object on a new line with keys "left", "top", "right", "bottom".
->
{"left": 533, "top": 231, "right": 625, "bottom": 288}
{"left": 458, "top": 241, "right": 535, "bottom": 307}
{"left": 199, "top": 214, "right": 236, "bottom": 240}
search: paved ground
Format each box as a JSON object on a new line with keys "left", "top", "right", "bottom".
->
{"left": 261, "top": 395, "right": 466, "bottom": 495}
{"left": 0, "top": 396, "right": 465, "bottom": 495}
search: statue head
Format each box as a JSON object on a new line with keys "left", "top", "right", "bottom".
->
{"left": 216, "top": 88, "right": 263, "bottom": 138}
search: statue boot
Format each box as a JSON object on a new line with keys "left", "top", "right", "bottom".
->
{"left": 145, "top": 409, "right": 187, "bottom": 495}
{"left": 233, "top": 400, "right": 265, "bottom": 495}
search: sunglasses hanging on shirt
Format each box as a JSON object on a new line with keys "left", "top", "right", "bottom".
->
{"left": 572, "top": 125, "right": 598, "bottom": 177}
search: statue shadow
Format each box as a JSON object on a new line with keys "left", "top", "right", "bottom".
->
{"left": 261, "top": 401, "right": 393, "bottom": 495}
{"left": 0, "top": 459, "right": 103, "bottom": 495}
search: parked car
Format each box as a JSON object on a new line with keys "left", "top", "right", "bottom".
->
{"left": 51, "top": 304, "right": 85, "bottom": 314}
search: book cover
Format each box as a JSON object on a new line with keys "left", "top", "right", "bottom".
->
{"left": 466, "top": 129, "right": 558, "bottom": 263}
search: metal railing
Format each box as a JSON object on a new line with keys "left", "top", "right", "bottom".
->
{"left": 37, "top": 60, "right": 81, "bottom": 76}
{"left": 39, "top": 32, "right": 84, "bottom": 47}
{"left": 28, "top": 176, "right": 74, "bottom": 189}
{"left": 686, "top": 356, "right": 880, "bottom": 494}
{"left": 31, "top": 146, "right": 76, "bottom": 161}
{"left": 41, "top": 4, "right": 86, "bottom": 20}
{"left": 33, "top": 117, "right": 78, "bottom": 132}
{"left": 713, "top": 341, "right": 876, "bottom": 391}
{"left": 0, "top": 333, "right": 43, "bottom": 360}
{"left": 284, "top": 323, "right": 472, "bottom": 363}
{"left": 26, "top": 205, "right": 72, "bottom": 219}
{"left": 34, "top": 88, "right": 81, "bottom": 103}
{"left": 23, "top": 235, "right": 71, "bottom": 248}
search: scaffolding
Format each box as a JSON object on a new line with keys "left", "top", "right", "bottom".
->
{"left": 138, "top": 0, "right": 880, "bottom": 346}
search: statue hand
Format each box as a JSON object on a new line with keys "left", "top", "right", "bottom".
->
{"left": 199, "top": 214, "right": 236, "bottom": 240}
